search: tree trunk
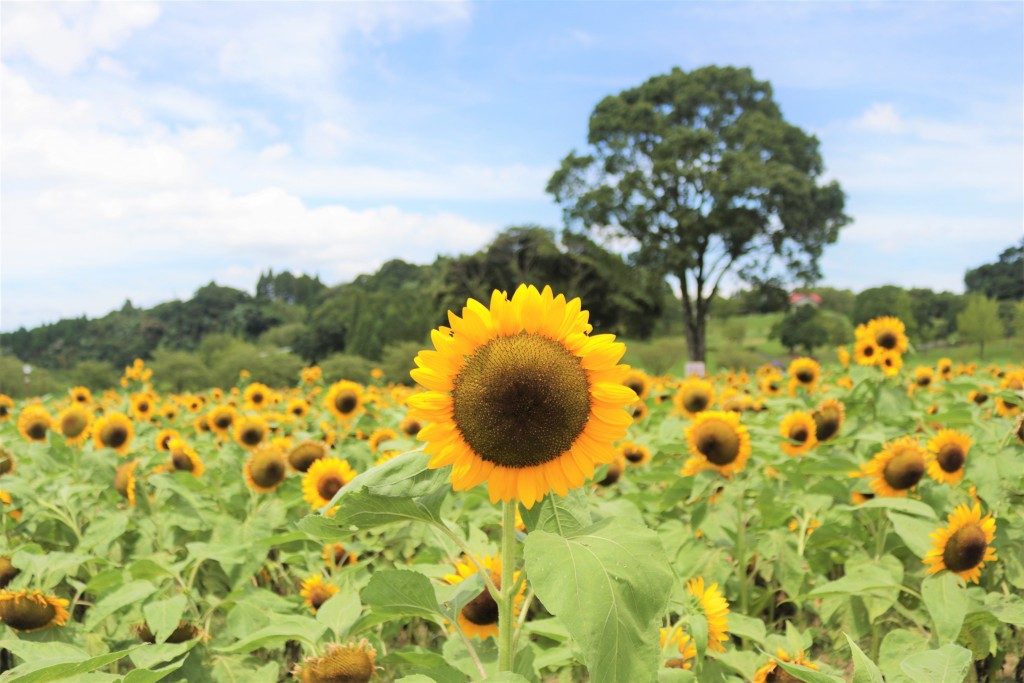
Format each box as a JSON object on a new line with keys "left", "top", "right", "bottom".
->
{"left": 681, "top": 299, "right": 707, "bottom": 364}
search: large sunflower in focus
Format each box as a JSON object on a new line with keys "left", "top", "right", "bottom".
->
{"left": 92, "top": 412, "right": 134, "bottom": 455}
{"left": 924, "top": 503, "right": 996, "bottom": 583}
{"left": 674, "top": 377, "right": 715, "bottom": 418}
{"left": 858, "top": 436, "right": 927, "bottom": 497}
{"left": 926, "top": 429, "right": 971, "bottom": 484}
{"left": 681, "top": 410, "right": 751, "bottom": 477}
{"left": 687, "top": 577, "right": 729, "bottom": 652}
{"left": 408, "top": 285, "right": 636, "bottom": 508}
{"left": 17, "top": 405, "right": 51, "bottom": 443}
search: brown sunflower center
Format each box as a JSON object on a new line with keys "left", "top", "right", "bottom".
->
{"left": 318, "top": 476, "right": 343, "bottom": 501}
{"left": 26, "top": 421, "right": 48, "bottom": 440}
{"left": 683, "top": 391, "right": 710, "bottom": 413}
{"left": 291, "top": 405, "right": 305, "bottom": 415}
{"left": 104, "top": 425, "right": 128, "bottom": 448}
{"left": 972, "top": 392, "right": 988, "bottom": 404}
{"left": 917, "top": 375, "right": 931, "bottom": 387}
{"left": 0, "top": 594, "right": 56, "bottom": 630}
{"left": 452, "top": 333, "right": 590, "bottom": 469}
{"left": 241, "top": 427, "right": 263, "bottom": 446}
{"left": 171, "top": 451, "right": 194, "bottom": 472}
{"left": 766, "top": 666, "right": 801, "bottom": 683}
{"left": 623, "top": 447, "right": 644, "bottom": 463}
{"left": 882, "top": 450, "right": 925, "bottom": 490}
{"left": 214, "top": 414, "right": 232, "bottom": 429}
{"left": 942, "top": 524, "right": 987, "bottom": 572}
{"left": 598, "top": 460, "right": 624, "bottom": 486}
{"left": 461, "top": 587, "right": 500, "bottom": 626}
{"left": 306, "top": 646, "right": 375, "bottom": 682}
{"left": 937, "top": 444, "right": 965, "bottom": 473}
{"left": 137, "top": 402, "right": 149, "bottom": 412}
{"left": 334, "top": 392, "right": 358, "bottom": 415}
{"left": 252, "top": 457, "right": 285, "bottom": 487}
{"left": 402, "top": 419, "right": 422, "bottom": 436}
{"left": 795, "top": 370, "right": 815, "bottom": 384}
{"left": 251, "top": 392, "right": 264, "bottom": 404}
{"left": 695, "top": 421, "right": 741, "bottom": 465}
{"left": 290, "top": 443, "right": 325, "bottom": 472}
{"left": 863, "top": 345, "right": 875, "bottom": 358}
{"left": 813, "top": 411, "right": 840, "bottom": 441}
{"left": 789, "top": 426, "right": 809, "bottom": 443}
{"left": 61, "top": 413, "right": 88, "bottom": 438}
{"left": 625, "top": 379, "right": 645, "bottom": 395}
{"left": 877, "top": 332, "right": 897, "bottom": 350}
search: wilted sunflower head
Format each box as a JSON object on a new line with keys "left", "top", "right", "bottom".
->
{"left": 17, "top": 405, "right": 51, "bottom": 443}
{"left": 233, "top": 415, "right": 268, "bottom": 449}
{"left": 682, "top": 410, "right": 751, "bottom": 477}
{"left": 302, "top": 458, "right": 357, "bottom": 510}
{"left": 924, "top": 503, "right": 997, "bottom": 583}
{"left": 244, "top": 445, "right": 288, "bottom": 492}
{"left": 55, "top": 405, "right": 91, "bottom": 445}
{"left": 325, "top": 381, "right": 363, "bottom": 421}
{"left": 93, "top": 412, "right": 134, "bottom": 454}
{"left": 368, "top": 428, "right": 398, "bottom": 453}
{"left": 0, "top": 556, "right": 19, "bottom": 588}
{"left": 299, "top": 575, "right": 338, "bottom": 613}
{"left": 926, "top": 429, "right": 972, "bottom": 484}
{"left": 812, "top": 399, "right": 845, "bottom": 442}
{"left": 288, "top": 441, "right": 326, "bottom": 472}
{"left": 293, "top": 640, "right": 377, "bottom": 683}
{"left": 135, "top": 620, "right": 201, "bottom": 644}
{"left": 674, "top": 376, "right": 716, "bottom": 417}
{"left": 0, "top": 590, "right": 70, "bottom": 631}
{"left": 408, "top": 285, "right": 637, "bottom": 508}
{"left": 779, "top": 411, "right": 817, "bottom": 457}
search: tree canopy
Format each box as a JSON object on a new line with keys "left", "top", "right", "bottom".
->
{"left": 964, "top": 240, "right": 1024, "bottom": 301}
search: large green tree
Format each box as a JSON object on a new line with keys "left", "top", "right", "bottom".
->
{"left": 547, "top": 66, "right": 849, "bottom": 361}
{"left": 964, "top": 240, "right": 1024, "bottom": 301}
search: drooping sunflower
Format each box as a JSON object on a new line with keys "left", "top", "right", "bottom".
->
{"left": 444, "top": 555, "right": 523, "bottom": 640}
{"left": 368, "top": 427, "right": 398, "bottom": 453}
{"left": 69, "top": 386, "right": 93, "bottom": 405}
{"left": 17, "top": 404, "right": 51, "bottom": 443}
{"left": 0, "top": 394, "right": 13, "bottom": 421}
{"left": 0, "top": 556, "right": 18, "bottom": 588}
{"left": 0, "top": 448, "right": 15, "bottom": 477}
{"left": 92, "top": 412, "right": 134, "bottom": 455}
{"left": 244, "top": 445, "right": 289, "bottom": 493}
{"left": 812, "top": 398, "right": 845, "bottom": 442}
{"left": 853, "top": 336, "right": 880, "bottom": 366}
{"left": 681, "top": 411, "right": 751, "bottom": 477}
{"left": 206, "top": 405, "right": 237, "bottom": 438}
{"left": 0, "top": 590, "right": 70, "bottom": 631}
{"left": 687, "top": 577, "right": 729, "bottom": 652}
{"left": 322, "top": 543, "right": 358, "bottom": 569}
{"left": 858, "top": 436, "right": 927, "bottom": 497}
{"left": 114, "top": 459, "right": 140, "bottom": 507}
{"left": 292, "top": 640, "right": 377, "bottom": 683}
{"left": 288, "top": 441, "right": 327, "bottom": 472}
{"left": 619, "top": 441, "right": 651, "bottom": 465}
{"left": 154, "top": 428, "right": 180, "bottom": 452}
{"left": 234, "top": 414, "right": 268, "bottom": 450}
{"left": 623, "top": 369, "right": 651, "bottom": 400}
{"left": 674, "top": 376, "right": 716, "bottom": 418}
{"left": 135, "top": 620, "right": 201, "bottom": 644}
{"left": 165, "top": 438, "right": 205, "bottom": 477}
{"left": 926, "top": 429, "right": 972, "bottom": 484}
{"left": 244, "top": 382, "right": 272, "bottom": 410}
{"left": 923, "top": 503, "right": 997, "bottom": 583}
{"left": 302, "top": 458, "right": 357, "bottom": 510}
{"left": 779, "top": 411, "right": 818, "bottom": 457}
{"left": 995, "top": 371, "right": 1023, "bottom": 417}
{"left": 408, "top": 285, "right": 636, "bottom": 508}
{"left": 399, "top": 415, "right": 422, "bottom": 437}
{"left": 325, "top": 381, "right": 363, "bottom": 422}
{"left": 787, "top": 357, "right": 821, "bottom": 393}
{"left": 753, "top": 649, "right": 820, "bottom": 683}
{"left": 56, "top": 404, "right": 92, "bottom": 446}
{"left": 299, "top": 574, "right": 338, "bottom": 613}
{"left": 130, "top": 392, "right": 156, "bottom": 421}
{"left": 659, "top": 625, "right": 697, "bottom": 670}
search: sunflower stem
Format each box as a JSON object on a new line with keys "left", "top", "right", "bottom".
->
{"left": 735, "top": 484, "right": 749, "bottom": 614}
{"left": 498, "top": 500, "right": 517, "bottom": 672}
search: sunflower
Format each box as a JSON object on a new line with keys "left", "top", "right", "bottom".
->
{"left": 167, "top": 438, "right": 204, "bottom": 477}
{"left": 130, "top": 392, "right": 156, "bottom": 421}
{"left": 853, "top": 336, "right": 880, "bottom": 366}
{"left": 674, "top": 377, "right": 716, "bottom": 418}
{"left": 967, "top": 388, "right": 990, "bottom": 406}
{"left": 114, "top": 459, "right": 140, "bottom": 506}
{"left": 858, "top": 436, "right": 927, "bottom": 497}
{"left": 286, "top": 398, "right": 310, "bottom": 419}
{"left": 0, "top": 448, "right": 14, "bottom": 477}
{"left": 299, "top": 574, "right": 338, "bottom": 613}
{"left": 302, "top": 458, "right": 357, "bottom": 510}
{"left": 759, "top": 373, "right": 783, "bottom": 397}
{"left": 0, "top": 556, "right": 18, "bottom": 588}
{"left": 779, "top": 411, "right": 817, "bottom": 457}
{"left": 292, "top": 640, "right": 377, "bottom": 683}
{"left": 623, "top": 369, "right": 651, "bottom": 400}
{"left": 92, "top": 412, "right": 134, "bottom": 455}
{"left": 368, "top": 427, "right": 398, "bottom": 453}
{"left": 926, "top": 429, "right": 972, "bottom": 484}
{"left": 681, "top": 411, "right": 751, "bottom": 477}
{"left": 0, "top": 394, "right": 12, "bottom": 422}
{"left": 160, "top": 403, "right": 179, "bottom": 421}
{"left": 154, "top": 428, "right": 180, "bottom": 452}
{"left": 995, "top": 371, "right": 1023, "bottom": 417}
{"left": 408, "top": 285, "right": 637, "bottom": 508}
{"left": 234, "top": 414, "right": 268, "bottom": 450}
{"left": 244, "top": 445, "right": 288, "bottom": 492}
{"left": 17, "top": 405, "right": 51, "bottom": 442}
{"left": 135, "top": 620, "right": 201, "bottom": 644}
{"left": 288, "top": 441, "right": 326, "bottom": 473}
{"left": 867, "top": 316, "right": 909, "bottom": 354}
{"left": 596, "top": 454, "right": 627, "bottom": 486}
{"left": 444, "top": 555, "right": 523, "bottom": 640}
{"left": 628, "top": 400, "right": 649, "bottom": 422}
{"left": 753, "top": 649, "right": 819, "bottom": 683}
{"left": 322, "top": 543, "right": 358, "bottom": 569}
{"left": 619, "top": 441, "right": 651, "bottom": 465}
{"left": 659, "top": 625, "right": 697, "bottom": 670}
{"left": 812, "top": 399, "right": 845, "bottom": 442}
{"left": 787, "top": 357, "right": 821, "bottom": 393}
{"left": 56, "top": 404, "right": 92, "bottom": 446}
{"left": 244, "top": 382, "right": 271, "bottom": 410}
{"left": 0, "top": 590, "right": 70, "bottom": 631}
{"left": 911, "top": 366, "right": 935, "bottom": 391}
{"left": 300, "top": 366, "right": 323, "bottom": 385}
{"left": 836, "top": 346, "right": 850, "bottom": 369}
{"left": 851, "top": 490, "right": 876, "bottom": 505}
{"left": 924, "top": 503, "right": 997, "bottom": 583}
{"left": 206, "top": 405, "right": 237, "bottom": 437}
{"left": 69, "top": 386, "right": 93, "bottom": 405}
{"left": 325, "top": 381, "right": 363, "bottom": 421}
{"left": 937, "top": 357, "right": 953, "bottom": 379}
{"left": 687, "top": 577, "right": 729, "bottom": 652}
{"left": 399, "top": 415, "right": 422, "bottom": 437}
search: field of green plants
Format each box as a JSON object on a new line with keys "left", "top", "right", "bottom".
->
{"left": 1, "top": 287, "right": 1022, "bottom": 683}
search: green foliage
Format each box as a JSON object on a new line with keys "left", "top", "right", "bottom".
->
{"left": 854, "top": 286, "right": 916, "bottom": 329}
{"left": 956, "top": 295, "right": 1003, "bottom": 357}
{"left": 0, "top": 355, "right": 60, "bottom": 398}
{"left": 147, "top": 349, "right": 210, "bottom": 392}
{"left": 773, "top": 306, "right": 840, "bottom": 354}
{"left": 721, "top": 318, "right": 747, "bottom": 345}
{"left": 258, "top": 322, "right": 310, "bottom": 350}
{"left": 65, "top": 359, "right": 120, "bottom": 391}
{"left": 381, "top": 341, "right": 425, "bottom": 385}
{"left": 964, "top": 239, "right": 1024, "bottom": 300}
{"left": 319, "top": 353, "right": 374, "bottom": 384}
{"left": 547, "top": 65, "right": 849, "bottom": 360}
{"left": 812, "top": 287, "right": 856, "bottom": 317}
{"left": 908, "top": 289, "right": 965, "bottom": 341}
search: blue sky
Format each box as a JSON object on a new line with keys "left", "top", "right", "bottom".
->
{"left": 2, "top": 1, "right": 1021, "bottom": 330}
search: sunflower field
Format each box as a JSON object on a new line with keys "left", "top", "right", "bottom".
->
{"left": 1, "top": 284, "right": 1023, "bottom": 683}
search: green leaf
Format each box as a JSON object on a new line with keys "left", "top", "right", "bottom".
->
{"left": 360, "top": 569, "right": 444, "bottom": 624}
{"left": 845, "top": 633, "right": 884, "bottom": 683}
{"left": 316, "top": 586, "right": 362, "bottom": 639}
{"left": 79, "top": 512, "right": 130, "bottom": 554}
{"left": 921, "top": 574, "right": 967, "bottom": 644}
{"left": 523, "top": 517, "right": 674, "bottom": 683}
{"left": 86, "top": 580, "right": 157, "bottom": 629}
{"left": 520, "top": 489, "right": 591, "bottom": 535}
{"left": 0, "top": 640, "right": 88, "bottom": 663}
{"left": 957, "top": 612, "right": 998, "bottom": 660}
{"left": 727, "top": 612, "right": 766, "bottom": 645}
{"left": 0, "top": 649, "right": 134, "bottom": 683}
{"left": 775, "top": 660, "right": 845, "bottom": 683}
{"left": 887, "top": 512, "right": 937, "bottom": 558}
{"left": 215, "top": 614, "right": 326, "bottom": 654}
{"left": 383, "top": 648, "right": 468, "bottom": 683}
{"left": 142, "top": 595, "right": 188, "bottom": 645}
{"left": 856, "top": 497, "right": 937, "bottom": 519}
{"left": 983, "top": 592, "right": 1024, "bottom": 625}
{"left": 900, "top": 644, "right": 972, "bottom": 683}
{"left": 879, "top": 629, "right": 930, "bottom": 683}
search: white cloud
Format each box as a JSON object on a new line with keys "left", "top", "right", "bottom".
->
{"left": 854, "top": 103, "right": 904, "bottom": 133}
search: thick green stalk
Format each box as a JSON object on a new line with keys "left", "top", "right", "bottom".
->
{"left": 498, "top": 501, "right": 517, "bottom": 672}
{"left": 735, "top": 486, "right": 749, "bottom": 614}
